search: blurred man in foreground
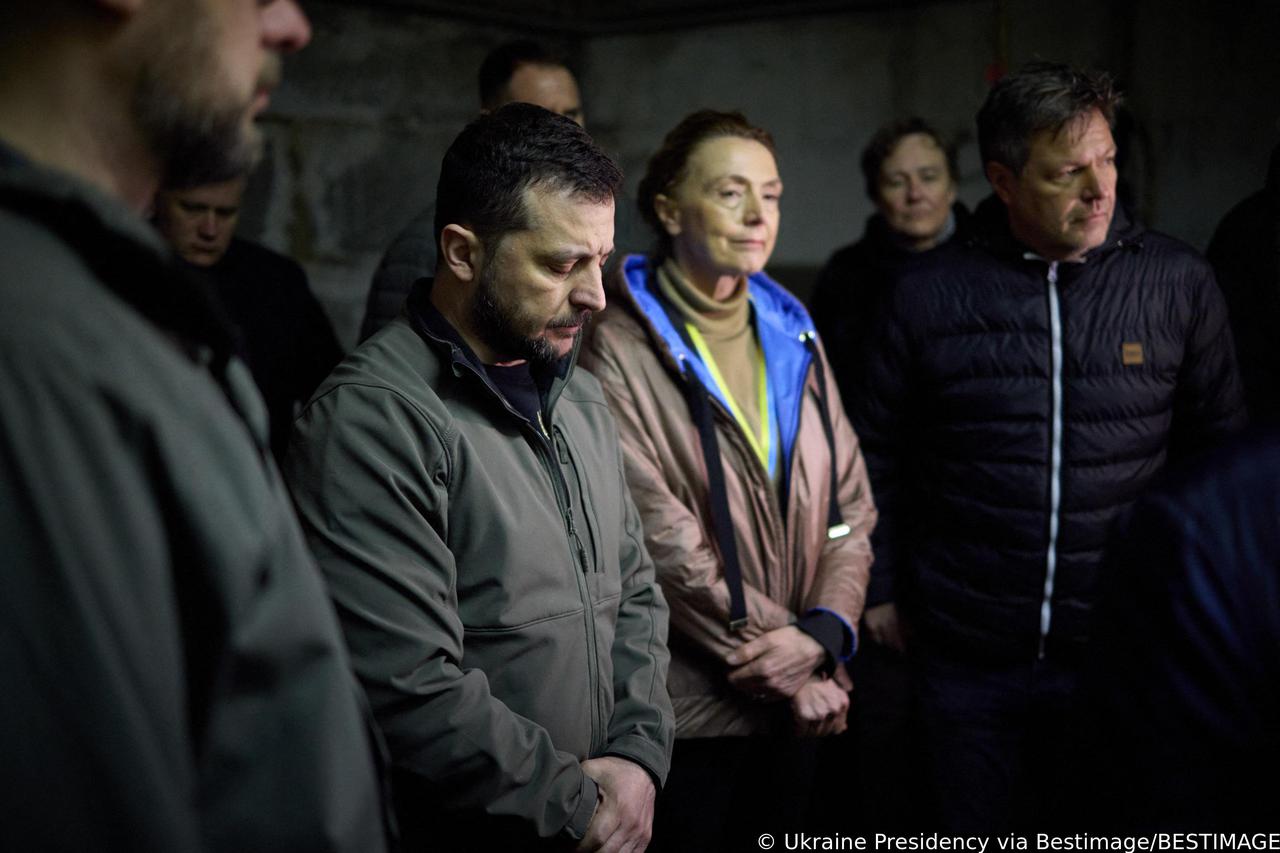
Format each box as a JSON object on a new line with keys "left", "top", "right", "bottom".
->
{"left": 0, "top": 2, "right": 390, "bottom": 850}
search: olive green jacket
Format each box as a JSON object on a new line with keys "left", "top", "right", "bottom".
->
{"left": 284, "top": 291, "right": 673, "bottom": 848}
{"left": 0, "top": 145, "right": 389, "bottom": 851}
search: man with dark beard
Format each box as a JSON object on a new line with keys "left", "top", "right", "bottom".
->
{"left": 284, "top": 103, "right": 674, "bottom": 852}
{"left": 0, "top": 3, "right": 390, "bottom": 851}
{"left": 359, "top": 39, "right": 587, "bottom": 342}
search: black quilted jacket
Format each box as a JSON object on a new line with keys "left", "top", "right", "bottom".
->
{"left": 851, "top": 196, "right": 1246, "bottom": 663}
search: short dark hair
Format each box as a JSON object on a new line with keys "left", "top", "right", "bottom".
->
{"left": 434, "top": 102, "right": 621, "bottom": 257}
{"left": 477, "top": 40, "right": 569, "bottom": 110}
{"left": 977, "top": 61, "right": 1122, "bottom": 174}
{"left": 636, "top": 109, "right": 776, "bottom": 260}
{"left": 860, "top": 117, "right": 958, "bottom": 200}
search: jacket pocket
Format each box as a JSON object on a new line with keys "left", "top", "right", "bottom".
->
{"left": 585, "top": 570, "right": 622, "bottom": 606}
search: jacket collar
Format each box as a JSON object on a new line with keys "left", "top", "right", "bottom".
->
{"left": 611, "top": 254, "right": 818, "bottom": 474}
{"left": 0, "top": 140, "right": 240, "bottom": 373}
{"left": 405, "top": 278, "right": 575, "bottom": 419}
{"left": 970, "top": 192, "right": 1144, "bottom": 263}
{"left": 864, "top": 202, "right": 970, "bottom": 255}
{"left": 0, "top": 141, "right": 171, "bottom": 259}
{"left": 614, "top": 254, "right": 815, "bottom": 368}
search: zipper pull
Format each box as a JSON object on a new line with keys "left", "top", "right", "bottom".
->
{"left": 554, "top": 427, "right": 570, "bottom": 465}
{"left": 565, "top": 507, "right": 590, "bottom": 572}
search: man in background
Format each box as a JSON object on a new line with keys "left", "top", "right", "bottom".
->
{"left": 360, "top": 39, "right": 585, "bottom": 341}
{"left": 853, "top": 61, "right": 1244, "bottom": 831}
{"left": 153, "top": 174, "right": 343, "bottom": 461}
{"left": 0, "top": 2, "right": 389, "bottom": 849}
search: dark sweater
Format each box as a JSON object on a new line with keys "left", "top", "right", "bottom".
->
{"left": 811, "top": 205, "right": 970, "bottom": 415}
{"left": 194, "top": 238, "right": 342, "bottom": 462}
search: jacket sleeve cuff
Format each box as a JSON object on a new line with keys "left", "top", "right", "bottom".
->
{"left": 797, "top": 608, "right": 856, "bottom": 670}
{"left": 601, "top": 753, "right": 664, "bottom": 795}
{"left": 562, "top": 769, "right": 600, "bottom": 842}
{"left": 602, "top": 733, "right": 672, "bottom": 790}
{"left": 865, "top": 563, "right": 895, "bottom": 607}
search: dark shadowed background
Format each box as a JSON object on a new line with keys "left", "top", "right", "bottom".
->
{"left": 241, "top": 0, "right": 1280, "bottom": 347}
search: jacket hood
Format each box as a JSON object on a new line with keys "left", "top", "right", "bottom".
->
{"left": 615, "top": 255, "right": 815, "bottom": 354}
{"left": 405, "top": 278, "right": 577, "bottom": 420}
{"left": 613, "top": 254, "right": 819, "bottom": 474}
{"left": 970, "top": 192, "right": 1144, "bottom": 262}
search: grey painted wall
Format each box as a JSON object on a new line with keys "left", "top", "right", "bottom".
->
{"left": 246, "top": 0, "right": 1280, "bottom": 348}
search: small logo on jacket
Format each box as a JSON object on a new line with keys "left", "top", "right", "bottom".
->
{"left": 1122, "top": 342, "right": 1144, "bottom": 366}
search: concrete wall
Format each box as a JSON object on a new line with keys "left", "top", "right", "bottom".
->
{"left": 242, "top": 3, "right": 579, "bottom": 345}
{"left": 247, "top": 0, "right": 1280, "bottom": 347}
{"left": 581, "top": 2, "right": 999, "bottom": 284}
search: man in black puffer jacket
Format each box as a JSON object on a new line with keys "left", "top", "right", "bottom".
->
{"left": 852, "top": 62, "right": 1245, "bottom": 832}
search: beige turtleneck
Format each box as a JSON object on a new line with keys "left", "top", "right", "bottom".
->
{"left": 658, "top": 258, "right": 769, "bottom": 460}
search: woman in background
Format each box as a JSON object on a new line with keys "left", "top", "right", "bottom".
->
{"left": 812, "top": 116, "right": 966, "bottom": 413}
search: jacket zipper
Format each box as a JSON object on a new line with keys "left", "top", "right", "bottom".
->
{"left": 535, "top": 411, "right": 603, "bottom": 752}
{"left": 445, "top": 357, "right": 588, "bottom": 576}
{"left": 759, "top": 337, "right": 816, "bottom": 601}
{"left": 537, "top": 413, "right": 591, "bottom": 574}
{"left": 552, "top": 424, "right": 608, "bottom": 751}
{"left": 1040, "top": 262, "right": 1065, "bottom": 660}
{"left": 555, "top": 425, "right": 600, "bottom": 573}
{"left": 448, "top": 359, "right": 603, "bottom": 748}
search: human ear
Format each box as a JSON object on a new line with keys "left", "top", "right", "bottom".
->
{"left": 943, "top": 174, "right": 959, "bottom": 206}
{"left": 653, "top": 193, "right": 682, "bottom": 238}
{"left": 986, "top": 162, "right": 1017, "bottom": 206}
{"left": 439, "top": 224, "right": 483, "bottom": 283}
